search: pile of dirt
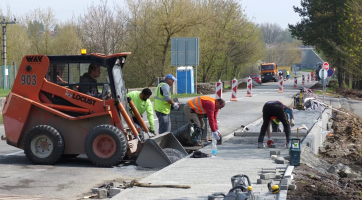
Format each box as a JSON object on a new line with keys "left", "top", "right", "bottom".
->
{"left": 319, "top": 108, "right": 362, "bottom": 172}
{"left": 288, "top": 163, "right": 362, "bottom": 200}
{"left": 309, "top": 79, "right": 362, "bottom": 100}
{"left": 309, "top": 82, "right": 323, "bottom": 90}
{"left": 335, "top": 88, "right": 362, "bottom": 100}
{"left": 237, "top": 81, "right": 253, "bottom": 89}
{"left": 289, "top": 108, "right": 362, "bottom": 199}
{"left": 197, "top": 84, "right": 215, "bottom": 94}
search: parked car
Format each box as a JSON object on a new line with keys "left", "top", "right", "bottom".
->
{"left": 250, "top": 74, "right": 261, "bottom": 83}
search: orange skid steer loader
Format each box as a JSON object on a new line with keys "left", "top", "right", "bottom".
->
{"left": 1, "top": 51, "right": 187, "bottom": 168}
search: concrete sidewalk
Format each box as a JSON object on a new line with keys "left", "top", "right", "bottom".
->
{"left": 113, "top": 135, "right": 289, "bottom": 200}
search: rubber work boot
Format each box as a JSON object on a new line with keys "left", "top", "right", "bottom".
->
{"left": 267, "top": 139, "right": 274, "bottom": 148}
{"left": 258, "top": 143, "right": 265, "bottom": 148}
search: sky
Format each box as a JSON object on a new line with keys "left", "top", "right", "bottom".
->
{"left": 1, "top": 0, "right": 301, "bottom": 29}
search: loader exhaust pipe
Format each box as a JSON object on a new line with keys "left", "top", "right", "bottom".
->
{"left": 117, "top": 102, "right": 141, "bottom": 141}
{"left": 128, "top": 99, "right": 153, "bottom": 138}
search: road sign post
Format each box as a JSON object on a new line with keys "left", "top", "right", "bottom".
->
{"left": 319, "top": 68, "right": 328, "bottom": 102}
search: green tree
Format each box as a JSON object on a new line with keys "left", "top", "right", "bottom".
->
{"left": 289, "top": 0, "right": 349, "bottom": 87}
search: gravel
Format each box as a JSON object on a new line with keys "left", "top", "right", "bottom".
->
{"left": 112, "top": 148, "right": 186, "bottom": 177}
{"left": 163, "top": 148, "right": 187, "bottom": 163}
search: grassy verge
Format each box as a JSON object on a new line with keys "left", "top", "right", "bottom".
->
{"left": 149, "top": 93, "right": 202, "bottom": 102}
{"left": 313, "top": 79, "right": 343, "bottom": 96}
{"left": 300, "top": 68, "right": 314, "bottom": 72}
{"left": 0, "top": 89, "right": 10, "bottom": 97}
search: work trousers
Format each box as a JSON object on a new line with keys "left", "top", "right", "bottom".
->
{"left": 156, "top": 111, "right": 171, "bottom": 134}
{"left": 258, "top": 102, "right": 291, "bottom": 143}
{"left": 183, "top": 102, "right": 206, "bottom": 130}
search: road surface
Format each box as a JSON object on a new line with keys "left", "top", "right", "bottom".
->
{"left": 0, "top": 72, "right": 318, "bottom": 199}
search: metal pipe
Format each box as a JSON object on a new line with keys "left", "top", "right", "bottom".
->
{"left": 117, "top": 102, "right": 140, "bottom": 140}
{"left": 128, "top": 99, "right": 151, "bottom": 137}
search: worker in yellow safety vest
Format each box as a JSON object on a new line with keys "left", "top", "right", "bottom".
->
{"left": 154, "top": 74, "right": 179, "bottom": 134}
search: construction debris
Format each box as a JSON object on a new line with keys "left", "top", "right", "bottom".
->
{"left": 123, "top": 179, "right": 190, "bottom": 189}
{"left": 319, "top": 108, "right": 362, "bottom": 172}
{"left": 197, "top": 84, "right": 216, "bottom": 94}
{"left": 288, "top": 108, "right": 362, "bottom": 199}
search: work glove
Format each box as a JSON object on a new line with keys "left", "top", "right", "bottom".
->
{"left": 290, "top": 119, "right": 295, "bottom": 127}
{"left": 173, "top": 103, "right": 179, "bottom": 110}
{"left": 212, "top": 131, "right": 220, "bottom": 140}
{"left": 127, "top": 97, "right": 131, "bottom": 102}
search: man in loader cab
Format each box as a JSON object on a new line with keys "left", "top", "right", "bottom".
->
{"left": 184, "top": 96, "right": 225, "bottom": 141}
{"left": 154, "top": 74, "right": 179, "bottom": 134}
{"left": 126, "top": 88, "right": 155, "bottom": 133}
{"left": 79, "top": 63, "right": 110, "bottom": 99}
{"left": 258, "top": 100, "right": 295, "bottom": 149}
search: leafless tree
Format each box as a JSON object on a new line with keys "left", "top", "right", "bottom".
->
{"left": 75, "top": 0, "right": 127, "bottom": 55}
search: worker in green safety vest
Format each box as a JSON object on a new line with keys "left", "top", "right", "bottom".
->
{"left": 154, "top": 74, "right": 179, "bottom": 134}
{"left": 286, "top": 70, "right": 290, "bottom": 80}
{"left": 126, "top": 88, "right": 155, "bottom": 134}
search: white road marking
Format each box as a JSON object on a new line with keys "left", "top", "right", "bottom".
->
{"left": 5, "top": 150, "right": 24, "bottom": 156}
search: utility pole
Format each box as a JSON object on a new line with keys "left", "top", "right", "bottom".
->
{"left": 1, "top": 15, "right": 17, "bottom": 89}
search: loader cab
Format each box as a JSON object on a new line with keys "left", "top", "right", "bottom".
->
{"left": 44, "top": 52, "right": 131, "bottom": 120}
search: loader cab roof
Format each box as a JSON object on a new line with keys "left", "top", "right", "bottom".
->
{"left": 47, "top": 52, "right": 131, "bottom": 69}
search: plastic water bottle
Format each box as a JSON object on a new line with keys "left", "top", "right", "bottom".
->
{"left": 212, "top": 138, "right": 217, "bottom": 157}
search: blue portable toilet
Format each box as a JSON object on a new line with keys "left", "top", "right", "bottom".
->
{"left": 177, "top": 66, "right": 194, "bottom": 94}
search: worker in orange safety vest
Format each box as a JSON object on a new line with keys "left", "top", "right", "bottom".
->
{"left": 183, "top": 96, "right": 225, "bottom": 140}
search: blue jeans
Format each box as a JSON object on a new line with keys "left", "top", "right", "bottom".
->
{"left": 155, "top": 111, "right": 171, "bottom": 134}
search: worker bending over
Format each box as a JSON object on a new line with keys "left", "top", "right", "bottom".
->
{"left": 184, "top": 96, "right": 225, "bottom": 140}
{"left": 126, "top": 88, "right": 155, "bottom": 133}
{"left": 258, "top": 100, "right": 295, "bottom": 148}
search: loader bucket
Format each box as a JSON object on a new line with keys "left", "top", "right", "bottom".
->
{"left": 136, "top": 132, "right": 188, "bottom": 168}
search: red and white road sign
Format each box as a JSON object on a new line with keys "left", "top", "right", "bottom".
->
{"left": 322, "top": 62, "right": 329, "bottom": 70}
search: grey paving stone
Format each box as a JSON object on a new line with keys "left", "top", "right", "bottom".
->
{"left": 97, "top": 188, "right": 107, "bottom": 199}
{"left": 288, "top": 184, "right": 297, "bottom": 190}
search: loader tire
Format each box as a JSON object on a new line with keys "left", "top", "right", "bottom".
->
{"left": 24, "top": 125, "right": 65, "bottom": 165}
{"left": 85, "top": 125, "right": 127, "bottom": 167}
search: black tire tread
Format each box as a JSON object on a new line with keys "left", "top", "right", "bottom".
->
{"left": 84, "top": 124, "right": 127, "bottom": 167}
{"left": 24, "top": 125, "right": 64, "bottom": 165}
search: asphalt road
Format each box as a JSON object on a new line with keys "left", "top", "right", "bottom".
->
{"left": 0, "top": 72, "right": 317, "bottom": 199}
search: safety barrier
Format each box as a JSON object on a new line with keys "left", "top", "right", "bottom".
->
{"left": 215, "top": 79, "right": 222, "bottom": 99}
{"left": 246, "top": 77, "right": 252, "bottom": 97}
{"left": 230, "top": 78, "right": 237, "bottom": 101}
{"left": 294, "top": 76, "right": 297, "bottom": 89}
{"left": 307, "top": 74, "right": 310, "bottom": 83}
{"left": 278, "top": 76, "right": 284, "bottom": 93}
{"left": 302, "top": 75, "right": 305, "bottom": 85}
